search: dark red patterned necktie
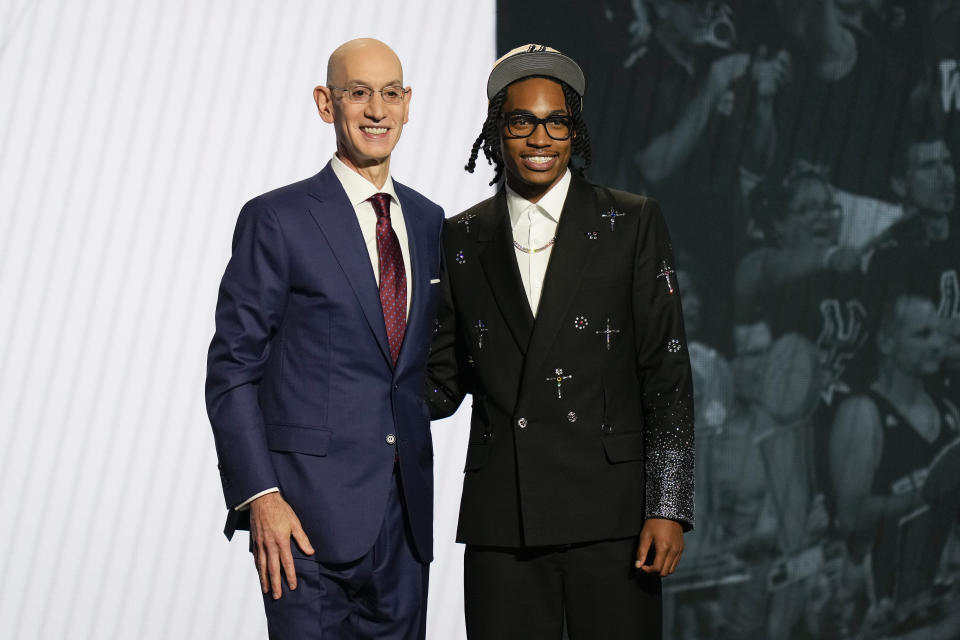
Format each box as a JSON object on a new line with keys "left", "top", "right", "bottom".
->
{"left": 369, "top": 193, "right": 407, "bottom": 365}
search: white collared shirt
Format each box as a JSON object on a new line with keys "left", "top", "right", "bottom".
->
{"left": 506, "top": 169, "right": 572, "bottom": 315}
{"left": 330, "top": 153, "right": 412, "bottom": 316}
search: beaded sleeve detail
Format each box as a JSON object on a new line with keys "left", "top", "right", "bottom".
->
{"left": 644, "top": 392, "right": 695, "bottom": 530}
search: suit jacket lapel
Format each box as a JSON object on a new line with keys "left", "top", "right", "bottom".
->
{"left": 305, "top": 163, "right": 392, "bottom": 368}
{"left": 522, "top": 176, "right": 600, "bottom": 382}
{"left": 394, "top": 184, "right": 428, "bottom": 372}
{"left": 479, "top": 190, "right": 535, "bottom": 353}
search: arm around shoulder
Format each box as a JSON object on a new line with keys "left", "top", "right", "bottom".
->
{"left": 424, "top": 241, "right": 469, "bottom": 419}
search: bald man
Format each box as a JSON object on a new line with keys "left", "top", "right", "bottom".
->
{"left": 206, "top": 38, "right": 444, "bottom": 639}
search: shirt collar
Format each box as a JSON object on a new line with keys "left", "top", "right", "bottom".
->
{"left": 330, "top": 153, "right": 399, "bottom": 208}
{"left": 506, "top": 169, "right": 572, "bottom": 228}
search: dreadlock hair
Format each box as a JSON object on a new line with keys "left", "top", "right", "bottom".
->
{"left": 464, "top": 77, "right": 593, "bottom": 186}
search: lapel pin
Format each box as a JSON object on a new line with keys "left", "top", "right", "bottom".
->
{"left": 656, "top": 260, "right": 676, "bottom": 294}
{"left": 595, "top": 318, "right": 621, "bottom": 351}
{"left": 546, "top": 368, "right": 573, "bottom": 399}
{"left": 457, "top": 211, "right": 478, "bottom": 233}
{"left": 473, "top": 320, "right": 489, "bottom": 350}
{"left": 600, "top": 208, "right": 626, "bottom": 231}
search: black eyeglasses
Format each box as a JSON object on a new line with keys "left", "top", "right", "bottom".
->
{"left": 501, "top": 111, "right": 573, "bottom": 140}
{"left": 328, "top": 84, "right": 409, "bottom": 104}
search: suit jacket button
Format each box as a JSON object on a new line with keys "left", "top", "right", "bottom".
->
{"left": 386, "top": 434, "right": 397, "bottom": 445}
{"left": 517, "top": 417, "right": 527, "bottom": 429}
{"left": 567, "top": 412, "right": 577, "bottom": 422}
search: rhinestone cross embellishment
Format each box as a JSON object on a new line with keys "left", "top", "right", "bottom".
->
{"left": 474, "top": 320, "right": 489, "bottom": 350}
{"left": 546, "top": 368, "right": 573, "bottom": 399}
{"left": 458, "top": 211, "right": 478, "bottom": 233}
{"left": 656, "top": 260, "right": 676, "bottom": 295}
{"left": 600, "top": 209, "right": 626, "bottom": 231}
{"left": 595, "top": 318, "right": 621, "bottom": 351}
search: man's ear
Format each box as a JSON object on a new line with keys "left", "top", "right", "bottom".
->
{"left": 314, "top": 85, "right": 335, "bottom": 123}
{"left": 891, "top": 175, "right": 906, "bottom": 199}
{"left": 402, "top": 86, "right": 412, "bottom": 125}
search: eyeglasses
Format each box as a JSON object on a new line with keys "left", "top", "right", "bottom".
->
{"left": 328, "top": 84, "right": 409, "bottom": 104}
{"left": 501, "top": 111, "right": 573, "bottom": 140}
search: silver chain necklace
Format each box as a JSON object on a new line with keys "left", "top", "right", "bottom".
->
{"left": 513, "top": 236, "right": 556, "bottom": 254}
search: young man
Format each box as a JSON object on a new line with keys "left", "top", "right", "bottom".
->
{"left": 427, "top": 45, "right": 694, "bottom": 639}
{"left": 206, "top": 39, "right": 443, "bottom": 639}
{"left": 867, "top": 134, "right": 959, "bottom": 403}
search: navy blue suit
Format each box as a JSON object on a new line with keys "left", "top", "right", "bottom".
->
{"left": 206, "top": 162, "right": 442, "bottom": 588}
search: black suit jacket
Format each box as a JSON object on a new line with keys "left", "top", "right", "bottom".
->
{"left": 427, "top": 175, "right": 694, "bottom": 547}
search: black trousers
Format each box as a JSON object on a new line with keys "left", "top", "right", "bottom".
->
{"left": 464, "top": 537, "right": 662, "bottom": 640}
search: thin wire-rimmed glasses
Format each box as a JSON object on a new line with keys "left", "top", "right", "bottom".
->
{"left": 501, "top": 111, "right": 573, "bottom": 140}
{"left": 328, "top": 84, "right": 409, "bottom": 104}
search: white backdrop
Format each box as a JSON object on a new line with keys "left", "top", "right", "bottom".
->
{"left": 0, "top": 1, "right": 494, "bottom": 637}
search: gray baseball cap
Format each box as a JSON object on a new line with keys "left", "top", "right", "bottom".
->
{"left": 487, "top": 44, "right": 586, "bottom": 100}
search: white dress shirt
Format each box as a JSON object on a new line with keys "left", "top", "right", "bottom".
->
{"left": 234, "top": 155, "right": 412, "bottom": 511}
{"left": 506, "top": 169, "right": 571, "bottom": 316}
{"left": 330, "top": 153, "right": 412, "bottom": 316}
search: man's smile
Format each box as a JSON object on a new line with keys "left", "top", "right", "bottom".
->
{"left": 521, "top": 154, "right": 558, "bottom": 170}
{"left": 361, "top": 126, "right": 389, "bottom": 137}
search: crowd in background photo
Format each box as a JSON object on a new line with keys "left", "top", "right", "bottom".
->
{"left": 500, "top": 1, "right": 960, "bottom": 637}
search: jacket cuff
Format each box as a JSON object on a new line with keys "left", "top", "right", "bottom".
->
{"left": 644, "top": 394, "right": 695, "bottom": 531}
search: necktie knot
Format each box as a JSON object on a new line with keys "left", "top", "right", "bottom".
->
{"left": 369, "top": 193, "right": 392, "bottom": 220}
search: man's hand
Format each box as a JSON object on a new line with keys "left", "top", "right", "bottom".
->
{"left": 705, "top": 53, "right": 751, "bottom": 104}
{"left": 635, "top": 518, "right": 684, "bottom": 577}
{"left": 250, "top": 492, "right": 315, "bottom": 599}
{"left": 751, "top": 46, "right": 792, "bottom": 101}
{"left": 826, "top": 246, "right": 861, "bottom": 273}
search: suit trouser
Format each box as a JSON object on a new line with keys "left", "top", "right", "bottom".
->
{"left": 464, "top": 537, "right": 662, "bottom": 640}
{"left": 262, "top": 469, "right": 428, "bottom": 640}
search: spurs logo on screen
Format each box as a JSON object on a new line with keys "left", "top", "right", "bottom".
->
{"left": 939, "top": 269, "right": 959, "bottom": 318}
{"left": 940, "top": 60, "right": 960, "bottom": 112}
{"left": 816, "top": 298, "right": 868, "bottom": 404}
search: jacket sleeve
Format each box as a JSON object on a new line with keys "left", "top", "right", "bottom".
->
{"left": 424, "top": 233, "right": 470, "bottom": 419}
{"left": 632, "top": 197, "right": 695, "bottom": 531}
{"left": 205, "top": 199, "right": 287, "bottom": 510}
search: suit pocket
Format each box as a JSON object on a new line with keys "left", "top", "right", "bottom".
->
{"left": 601, "top": 431, "right": 644, "bottom": 463}
{"left": 463, "top": 443, "right": 490, "bottom": 471}
{"left": 265, "top": 424, "right": 331, "bottom": 456}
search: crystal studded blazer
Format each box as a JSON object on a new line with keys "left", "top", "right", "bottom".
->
{"left": 426, "top": 175, "right": 695, "bottom": 547}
